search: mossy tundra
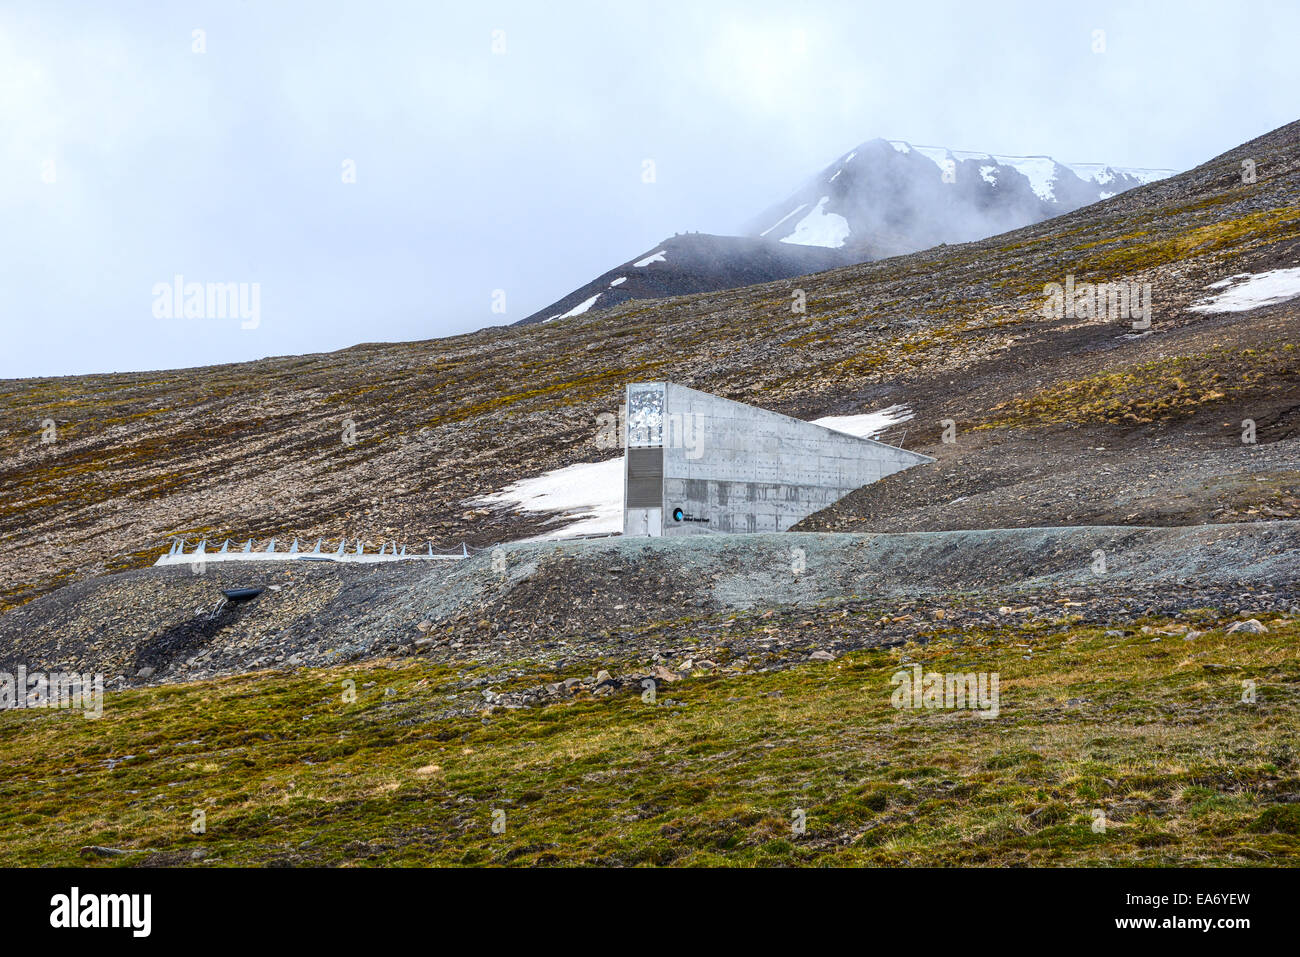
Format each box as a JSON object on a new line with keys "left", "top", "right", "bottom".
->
{"left": 1, "top": 614, "right": 1295, "bottom": 867}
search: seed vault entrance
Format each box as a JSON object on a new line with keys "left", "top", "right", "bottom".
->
{"left": 621, "top": 382, "right": 933, "bottom": 538}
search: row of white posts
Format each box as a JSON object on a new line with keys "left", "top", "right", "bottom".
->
{"left": 155, "top": 537, "right": 471, "bottom": 566}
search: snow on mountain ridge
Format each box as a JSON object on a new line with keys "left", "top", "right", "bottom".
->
{"left": 779, "top": 196, "right": 852, "bottom": 248}
{"left": 883, "top": 140, "right": 1175, "bottom": 202}
{"left": 752, "top": 137, "right": 1178, "bottom": 256}
{"left": 523, "top": 137, "right": 1179, "bottom": 327}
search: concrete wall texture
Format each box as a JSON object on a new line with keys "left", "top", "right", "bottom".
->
{"left": 623, "top": 382, "right": 934, "bottom": 537}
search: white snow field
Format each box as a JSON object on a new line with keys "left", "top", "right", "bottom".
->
{"left": 1189, "top": 266, "right": 1300, "bottom": 314}
{"left": 890, "top": 144, "right": 1061, "bottom": 199}
{"left": 779, "top": 196, "right": 851, "bottom": 248}
{"left": 544, "top": 293, "right": 601, "bottom": 322}
{"left": 883, "top": 141, "right": 1173, "bottom": 202}
{"left": 997, "top": 156, "right": 1058, "bottom": 201}
{"left": 1066, "top": 163, "right": 1116, "bottom": 186}
{"left": 813, "top": 403, "right": 914, "bottom": 439}
{"left": 474, "top": 406, "right": 915, "bottom": 540}
{"left": 472, "top": 458, "right": 625, "bottom": 540}
{"left": 1064, "top": 162, "right": 1169, "bottom": 187}
{"left": 633, "top": 250, "right": 666, "bottom": 267}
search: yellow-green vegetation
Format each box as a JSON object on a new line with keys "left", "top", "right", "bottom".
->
{"left": 0, "top": 572, "right": 75, "bottom": 617}
{"left": 1068, "top": 230, "right": 1153, "bottom": 252}
{"left": 1076, "top": 206, "right": 1300, "bottom": 277}
{"left": 831, "top": 313, "right": 995, "bottom": 380}
{"left": 982, "top": 345, "right": 1299, "bottom": 427}
{"left": 1, "top": 616, "right": 1296, "bottom": 866}
{"left": 987, "top": 204, "right": 1300, "bottom": 297}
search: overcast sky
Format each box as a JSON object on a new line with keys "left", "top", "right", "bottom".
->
{"left": 4, "top": 0, "right": 1298, "bottom": 379}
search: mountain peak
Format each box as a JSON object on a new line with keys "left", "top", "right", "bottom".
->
{"left": 522, "top": 137, "right": 1178, "bottom": 326}
{"left": 749, "top": 139, "right": 1178, "bottom": 255}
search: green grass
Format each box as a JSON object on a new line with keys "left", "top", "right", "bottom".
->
{"left": 1, "top": 613, "right": 1296, "bottom": 867}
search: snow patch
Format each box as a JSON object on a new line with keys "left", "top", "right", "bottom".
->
{"left": 779, "top": 196, "right": 851, "bottom": 248}
{"left": 759, "top": 203, "right": 808, "bottom": 238}
{"left": 1117, "top": 167, "right": 1174, "bottom": 185}
{"left": 814, "top": 405, "right": 914, "bottom": 439}
{"left": 472, "top": 458, "right": 624, "bottom": 540}
{"left": 609, "top": 276, "right": 627, "bottom": 287}
{"left": 1066, "top": 162, "right": 1174, "bottom": 187}
{"left": 979, "top": 165, "right": 997, "bottom": 185}
{"left": 1189, "top": 266, "right": 1300, "bottom": 314}
{"left": 883, "top": 144, "right": 1171, "bottom": 201}
{"left": 633, "top": 250, "right": 666, "bottom": 267}
{"left": 912, "top": 148, "right": 1060, "bottom": 201}
{"left": 553, "top": 294, "right": 600, "bottom": 319}
{"left": 1066, "top": 163, "right": 1112, "bottom": 185}
{"left": 474, "top": 405, "right": 915, "bottom": 539}
{"left": 993, "top": 155, "right": 1058, "bottom": 201}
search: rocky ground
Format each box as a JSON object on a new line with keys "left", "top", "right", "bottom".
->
{"left": 1, "top": 587, "right": 1296, "bottom": 867}
{"left": 3, "top": 522, "right": 1296, "bottom": 719}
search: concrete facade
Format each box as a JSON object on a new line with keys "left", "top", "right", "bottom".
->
{"left": 623, "top": 382, "right": 933, "bottom": 537}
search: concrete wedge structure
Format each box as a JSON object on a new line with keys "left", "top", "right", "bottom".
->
{"left": 623, "top": 382, "right": 934, "bottom": 536}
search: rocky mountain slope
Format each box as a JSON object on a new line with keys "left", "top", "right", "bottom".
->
{"left": 1, "top": 119, "right": 1298, "bottom": 626}
{"left": 517, "top": 233, "right": 852, "bottom": 325}
{"left": 521, "top": 138, "right": 1175, "bottom": 324}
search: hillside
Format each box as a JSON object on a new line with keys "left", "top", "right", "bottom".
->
{"left": 2, "top": 120, "right": 1297, "bottom": 616}
{"left": 3, "top": 120, "right": 1300, "bottom": 870}
{"left": 516, "top": 233, "right": 853, "bottom": 325}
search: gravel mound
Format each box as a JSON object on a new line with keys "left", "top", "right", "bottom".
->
{"left": 2, "top": 521, "right": 1298, "bottom": 690}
